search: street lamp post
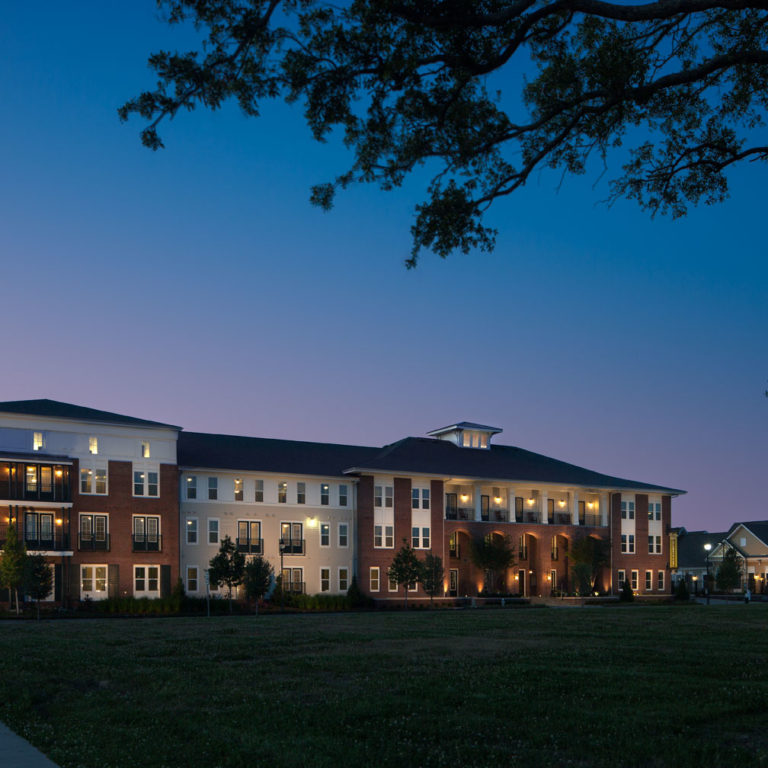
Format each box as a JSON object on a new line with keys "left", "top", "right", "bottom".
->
{"left": 279, "top": 540, "right": 286, "bottom": 611}
{"left": 704, "top": 543, "right": 712, "bottom": 605}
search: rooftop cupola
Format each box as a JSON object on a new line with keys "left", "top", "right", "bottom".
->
{"left": 426, "top": 421, "right": 502, "bottom": 449}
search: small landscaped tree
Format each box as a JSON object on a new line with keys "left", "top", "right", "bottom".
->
{"left": 24, "top": 554, "right": 53, "bottom": 620}
{"left": 569, "top": 534, "right": 610, "bottom": 596}
{"left": 716, "top": 548, "right": 743, "bottom": 593}
{"left": 469, "top": 534, "right": 515, "bottom": 594}
{"left": 243, "top": 556, "right": 273, "bottom": 613}
{"left": 421, "top": 553, "right": 444, "bottom": 606}
{"left": 389, "top": 541, "right": 424, "bottom": 608}
{"left": 0, "top": 524, "right": 27, "bottom": 615}
{"left": 620, "top": 579, "right": 634, "bottom": 603}
{"left": 209, "top": 535, "right": 246, "bottom": 612}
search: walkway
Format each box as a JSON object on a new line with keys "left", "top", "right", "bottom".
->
{"left": 0, "top": 722, "right": 59, "bottom": 767}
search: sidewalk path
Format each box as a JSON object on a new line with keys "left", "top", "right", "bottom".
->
{"left": 0, "top": 722, "right": 60, "bottom": 767}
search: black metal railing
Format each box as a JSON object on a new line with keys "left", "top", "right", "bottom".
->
{"left": 236, "top": 537, "right": 263, "bottom": 554}
{"left": 522, "top": 511, "right": 540, "bottom": 523}
{"left": 279, "top": 538, "right": 305, "bottom": 555}
{"left": 132, "top": 535, "right": 162, "bottom": 552}
{"left": 583, "top": 514, "right": 603, "bottom": 526}
{"left": 554, "top": 512, "right": 571, "bottom": 525}
{"left": 79, "top": 533, "right": 110, "bottom": 551}
{"left": 0, "top": 525, "right": 70, "bottom": 551}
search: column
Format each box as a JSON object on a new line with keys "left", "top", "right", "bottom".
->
{"left": 572, "top": 491, "right": 580, "bottom": 525}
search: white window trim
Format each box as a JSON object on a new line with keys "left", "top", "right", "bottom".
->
{"left": 185, "top": 475, "right": 198, "bottom": 500}
{"left": 319, "top": 522, "right": 331, "bottom": 548}
{"left": 134, "top": 564, "right": 161, "bottom": 598}
{"left": 338, "top": 522, "right": 349, "bottom": 548}
{"left": 80, "top": 463, "right": 109, "bottom": 496}
{"left": 186, "top": 565, "right": 199, "bottom": 593}
{"left": 208, "top": 518, "right": 220, "bottom": 546}
{"left": 80, "top": 564, "right": 108, "bottom": 600}
{"left": 133, "top": 463, "right": 160, "bottom": 498}
{"left": 370, "top": 566, "right": 380, "bottom": 592}
{"left": 338, "top": 566, "right": 349, "bottom": 592}
{"left": 320, "top": 567, "right": 331, "bottom": 593}
{"left": 186, "top": 517, "right": 199, "bottom": 545}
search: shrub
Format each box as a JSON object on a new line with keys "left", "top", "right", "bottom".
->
{"left": 620, "top": 580, "right": 634, "bottom": 602}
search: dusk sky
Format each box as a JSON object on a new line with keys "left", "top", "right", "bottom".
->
{"left": 2, "top": 3, "right": 765, "bottom": 533}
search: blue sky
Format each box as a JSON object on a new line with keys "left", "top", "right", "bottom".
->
{"left": 2, "top": 2, "right": 765, "bottom": 532}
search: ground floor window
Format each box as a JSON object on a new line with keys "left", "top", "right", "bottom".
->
{"left": 281, "top": 568, "right": 304, "bottom": 593}
{"left": 338, "top": 567, "right": 349, "bottom": 592}
{"left": 370, "top": 567, "right": 380, "bottom": 592}
{"left": 134, "top": 565, "right": 160, "bottom": 597}
{"left": 631, "top": 570, "right": 639, "bottom": 592}
{"left": 187, "top": 566, "right": 199, "bottom": 593}
{"left": 388, "top": 573, "right": 398, "bottom": 592}
{"left": 657, "top": 570, "right": 665, "bottom": 591}
{"left": 645, "top": 571, "right": 652, "bottom": 590}
{"left": 320, "top": 567, "right": 330, "bottom": 592}
{"left": 81, "top": 565, "right": 107, "bottom": 600}
{"left": 617, "top": 569, "right": 626, "bottom": 589}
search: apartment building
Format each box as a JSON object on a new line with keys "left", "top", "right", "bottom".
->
{"left": 0, "top": 400, "right": 180, "bottom": 602}
{"left": 0, "top": 401, "right": 685, "bottom": 604}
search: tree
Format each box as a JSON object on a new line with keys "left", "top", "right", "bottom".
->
{"left": 569, "top": 534, "right": 610, "bottom": 595}
{"left": 620, "top": 578, "right": 634, "bottom": 602}
{"left": 243, "top": 556, "right": 274, "bottom": 612}
{"left": 24, "top": 555, "right": 53, "bottom": 621}
{"left": 469, "top": 534, "right": 515, "bottom": 594}
{"left": 421, "top": 553, "right": 445, "bottom": 605}
{"left": 716, "top": 547, "right": 743, "bottom": 592}
{"left": 388, "top": 541, "right": 424, "bottom": 608}
{"left": 209, "top": 535, "right": 246, "bottom": 612}
{"left": 121, "top": 1, "right": 768, "bottom": 266}
{"left": 0, "top": 524, "right": 27, "bottom": 615}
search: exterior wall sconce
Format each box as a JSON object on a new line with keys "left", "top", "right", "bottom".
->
{"left": 527, "top": 498, "right": 535, "bottom": 506}
{"left": 460, "top": 494, "right": 469, "bottom": 502}
{"left": 307, "top": 517, "right": 317, "bottom": 528}
{"left": 558, "top": 499, "right": 566, "bottom": 508}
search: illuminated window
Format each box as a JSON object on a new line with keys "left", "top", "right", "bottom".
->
{"left": 186, "top": 476, "right": 197, "bottom": 500}
{"left": 79, "top": 514, "right": 107, "bottom": 549}
{"left": 186, "top": 518, "right": 198, "bottom": 545}
{"left": 278, "top": 482, "right": 287, "bottom": 504}
{"left": 25, "top": 465, "right": 38, "bottom": 493}
{"left": 255, "top": 479, "right": 264, "bottom": 502}
{"left": 141, "top": 441, "right": 150, "bottom": 458}
{"left": 33, "top": 432, "right": 44, "bottom": 451}
{"left": 338, "top": 522, "right": 348, "bottom": 547}
{"left": 234, "top": 478, "right": 243, "bottom": 502}
{"left": 81, "top": 565, "right": 107, "bottom": 599}
{"left": 339, "top": 484, "right": 348, "bottom": 506}
{"left": 134, "top": 565, "right": 160, "bottom": 596}
{"left": 89, "top": 437, "right": 98, "bottom": 455}
{"left": 370, "top": 566, "right": 380, "bottom": 592}
{"left": 320, "top": 523, "right": 330, "bottom": 547}
{"left": 238, "top": 520, "right": 261, "bottom": 553}
{"left": 133, "top": 516, "right": 160, "bottom": 551}
{"left": 297, "top": 482, "right": 306, "bottom": 504}
{"left": 320, "top": 568, "right": 330, "bottom": 592}
{"left": 81, "top": 467, "right": 107, "bottom": 495}
{"left": 321, "top": 483, "right": 330, "bottom": 505}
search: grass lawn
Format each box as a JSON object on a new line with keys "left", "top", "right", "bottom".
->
{"left": 1, "top": 605, "right": 767, "bottom": 768}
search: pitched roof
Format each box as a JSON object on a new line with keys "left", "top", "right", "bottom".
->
{"left": 676, "top": 530, "right": 727, "bottom": 567}
{"left": 344, "top": 436, "right": 684, "bottom": 493}
{"left": 0, "top": 399, "right": 180, "bottom": 430}
{"left": 178, "top": 431, "right": 380, "bottom": 477}
{"left": 727, "top": 520, "right": 768, "bottom": 548}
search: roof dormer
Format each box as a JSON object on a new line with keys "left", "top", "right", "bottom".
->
{"left": 427, "top": 421, "right": 502, "bottom": 449}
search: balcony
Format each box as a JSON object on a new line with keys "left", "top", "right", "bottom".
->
{"left": 0, "top": 462, "right": 71, "bottom": 503}
{"left": 553, "top": 513, "right": 571, "bottom": 525}
{"left": 132, "top": 535, "right": 162, "bottom": 552}
{"left": 521, "top": 511, "right": 541, "bottom": 524}
{"left": 0, "top": 525, "right": 70, "bottom": 552}
{"left": 79, "top": 533, "right": 111, "bottom": 551}
{"left": 279, "top": 538, "right": 305, "bottom": 555}
{"left": 583, "top": 514, "right": 603, "bottom": 527}
{"left": 236, "top": 537, "right": 263, "bottom": 555}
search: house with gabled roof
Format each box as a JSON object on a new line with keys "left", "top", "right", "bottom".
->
{"left": 708, "top": 521, "right": 768, "bottom": 593}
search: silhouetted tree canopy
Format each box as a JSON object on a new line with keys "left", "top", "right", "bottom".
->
{"left": 121, "top": 0, "right": 768, "bottom": 265}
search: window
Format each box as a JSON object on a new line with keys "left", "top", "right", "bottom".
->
{"left": 339, "top": 567, "right": 349, "bottom": 592}
{"left": 374, "top": 485, "right": 393, "bottom": 508}
{"left": 208, "top": 477, "right": 218, "bottom": 500}
{"left": 33, "top": 432, "right": 44, "bottom": 451}
{"left": 208, "top": 518, "right": 219, "bottom": 545}
{"left": 281, "top": 567, "right": 304, "bottom": 593}
{"left": 551, "top": 536, "right": 558, "bottom": 560}
{"left": 234, "top": 478, "right": 243, "bottom": 501}
{"left": 320, "top": 523, "right": 330, "bottom": 547}
{"left": 519, "top": 534, "right": 528, "bottom": 560}
{"left": 321, "top": 483, "right": 329, "bottom": 505}
{"left": 411, "top": 526, "right": 430, "bottom": 549}
{"left": 133, "top": 468, "right": 159, "bottom": 497}
{"left": 370, "top": 566, "right": 380, "bottom": 592}
{"left": 657, "top": 570, "right": 665, "bottom": 591}
{"left": 338, "top": 522, "right": 348, "bottom": 548}
{"left": 320, "top": 567, "right": 330, "bottom": 592}
{"left": 133, "top": 516, "right": 160, "bottom": 551}
{"left": 89, "top": 437, "right": 98, "bottom": 455}
{"left": 278, "top": 481, "right": 287, "bottom": 503}
{"left": 81, "top": 565, "right": 107, "bottom": 599}
{"left": 141, "top": 441, "right": 150, "bottom": 458}
{"left": 280, "top": 522, "right": 303, "bottom": 554}
{"left": 648, "top": 501, "right": 662, "bottom": 520}
{"left": 621, "top": 500, "right": 635, "bottom": 519}
{"left": 374, "top": 524, "right": 394, "bottom": 548}
{"left": 655, "top": 535, "right": 662, "bottom": 554}
{"left": 645, "top": 570, "right": 652, "bottom": 590}
{"left": 237, "top": 520, "right": 261, "bottom": 553}
{"left": 388, "top": 573, "right": 398, "bottom": 592}
{"left": 25, "top": 465, "right": 37, "bottom": 493}
{"left": 25, "top": 511, "right": 53, "bottom": 546}
{"left": 412, "top": 488, "right": 430, "bottom": 509}
{"left": 630, "top": 570, "right": 639, "bottom": 591}
{"left": 79, "top": 514, "right": 108, "bottom": 549}
{"left": 339, "top": 484, "right": 348, "bottom": 506}
{"left": 186, "top": 476, "right": 197, "bottom": 500}
{"left": 617, "top": 569, "right": 626, "bottom": 588}
{"left": 186, "top": 518, "right": 198, "bottom": 544}
{"left": 255, "top": 479, "right": 264, "bottom": 502}
{"left": 648, "top": 535, "right": 654, "bottom": 554}
{"left": 297, "top": 482, "right": 306, "bottom": 504}
{"left": 621, "top": 534, "right": 635, "bottom": 554}
{"left": 134, "top": 565, "right": 159, "bottom": 596}
{"left": 187, "top": 566, "right": 198, "bottom": 593}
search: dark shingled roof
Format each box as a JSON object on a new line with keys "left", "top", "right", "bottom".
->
{"left": 348, "top": 436, "right": 684, "bottom": 493}
{"left": 178, "top": 432, "right": 381, "bottom": 477}
{"left": 726, "top": 521, "right": 768, "bottom": 548}
{"left": 0, "top": 399, "right": 180, "bottom": 430}
{"left": 676, "top": 530, "right": 727, "bottom": 567}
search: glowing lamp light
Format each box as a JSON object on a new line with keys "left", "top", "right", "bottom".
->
{"left": 494, "top": 497, "right": 502, "bottom": 504}
{"left": 460, "top": 494, "right": 469, "bottom": 502}
{"left": 55, "top": 519, "right": 63, "bottom": 526}
{"left": 527, "top": 498, "right": 535, "bottom": 506}
{"left": 55, "top": 469, "right": 63, "bottom": 477}
{"left": 587, "top": 501, "right": 594, "bottom": 509}
{"left": 558, "top": 499, "right": 566, "bottom": 508}
{"left": 514, "top": 574, "right": 519, "bottom": 580}
{"left": 307, "top": 517, "right": 318, "bottom": 528}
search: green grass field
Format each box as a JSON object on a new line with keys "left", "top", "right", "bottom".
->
{"left": 1, "top": 605, "right": 766, "bottom": 768}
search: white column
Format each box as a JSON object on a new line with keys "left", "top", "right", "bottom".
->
{"left": 540, "top": 490, "right": 548, "bottom": 524}
{"left": 474, "top": 483, "right": 482, "bottom": 522}
{"left": 600, "top": 492, "right": 610, "bottom": 527}
{"left": 572, "top": 491, "right": 580, "bottom": 525}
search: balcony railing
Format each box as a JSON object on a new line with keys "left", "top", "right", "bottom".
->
{"left": 583, "top": 514, "right": 603, "bottom": 526}
{"left": 79, "top": 533, "right": 111, "bottom": 551}
{"left": 132, "top": 535, "right": 162, "bottom": 552}
{"left": 236, "top": 537, "right": 263, "bottom": 555}
{"left": 279, "top": 538, "right": 305, "bottom": 555}
{"left": 0, "top": 525, "right": 70, "bottom": 551}
{"left": 522, "top": 511, "right": 541, "bottom": 524}
{"left": 553, "top": 513, "right": 571, "bottom": 525}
